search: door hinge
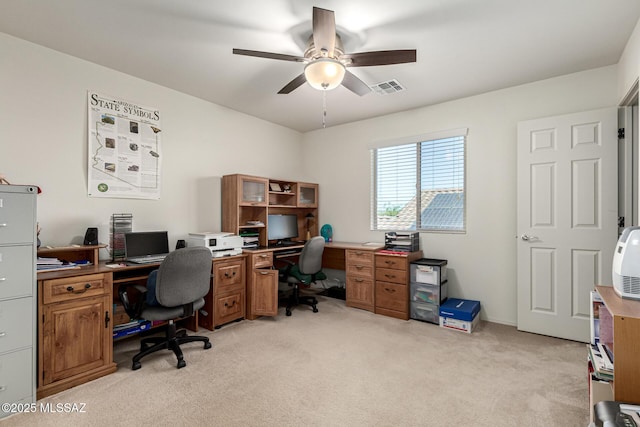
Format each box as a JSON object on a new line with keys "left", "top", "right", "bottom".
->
{"left": 619, "top": 216, "right": 625, "bottom": 228}
{"left": 105, "top": 310, "right": 110, "bottom": 329}
{"left": 619, "top": 128, "right": 625, "bottom": 139}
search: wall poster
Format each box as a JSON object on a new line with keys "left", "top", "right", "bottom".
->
{"left": 87, "top": 91, "right": 162, "bottom": 199}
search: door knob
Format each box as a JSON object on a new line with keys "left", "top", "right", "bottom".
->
{"left": 520, "top": 234, "right": 538, "bottom": 241}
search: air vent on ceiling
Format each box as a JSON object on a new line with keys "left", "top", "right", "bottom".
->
{"left": 370, "top": 79, "right": 406, "bottom": 95}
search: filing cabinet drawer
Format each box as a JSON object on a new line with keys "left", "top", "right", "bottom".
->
{"left": 0, "top": 348, "right": 34, "bottom": 411}
{"left": 0, "top": 245, "right": 34, "bottom": 300}
{"left": 0, "top": 298, "right": 33, "bottom": 354}
{"left": 43, "top": 273, "right": 107, "bottom": 304}
{"left": 375, "top": 281, "right": 408, "bottom": 312}
{"left": 347, "top": 262, "right": 374, "bottom": 278}
{"left": 346, "top": 249, "right": 374, "bottom": 266}
{"left": 376, "top": 254, "right": 408, "bottom": 271}
{"left": 0, "top": 192, "right": 36, "bottom": 245}
{"left": 376, "top": 267, "right": 407, "bottom": 284}
{"left": 213, "top": 259, "right": 244, "bottom": 291}
{"left": 215, "top": 289, "right": 245, "bottom": 326}
{"left": 251, "top": 252, "right": 273, "bottom": 269}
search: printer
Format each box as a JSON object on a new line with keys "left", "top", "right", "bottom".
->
{"left": 188, "top": 232, "right": 244, "bottom": 257}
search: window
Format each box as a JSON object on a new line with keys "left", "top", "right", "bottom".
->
{"left": 371, "top": 130, "right": 466, "bottom": 232}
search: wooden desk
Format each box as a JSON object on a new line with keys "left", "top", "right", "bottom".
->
{"left": 35, "top": 253, "right": 246, "bottom": 398}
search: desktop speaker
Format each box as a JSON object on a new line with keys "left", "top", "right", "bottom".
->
{"left": 83, "top": 227, "right": 99, "bottom": 246}
{"left": 176, "top": 239, "right": 186, "bottom": 250}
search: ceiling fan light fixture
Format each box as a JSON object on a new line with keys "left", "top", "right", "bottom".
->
{"left": 304, "top": 58, "right": 345, "bottom": 91}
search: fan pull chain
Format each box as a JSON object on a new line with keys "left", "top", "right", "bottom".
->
{"left": 322, "top": 89, "right": 327, "bottom": 129}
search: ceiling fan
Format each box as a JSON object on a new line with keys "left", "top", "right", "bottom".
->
{"left": 232, "top": 7, "right": 417, "bottom": 96}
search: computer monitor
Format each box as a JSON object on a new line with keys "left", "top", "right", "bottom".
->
{"left": 267, "top": 214, "right": 298, "bottom": 242}
{"left": 124, "top": 231, "right": 169, "bottom": 259}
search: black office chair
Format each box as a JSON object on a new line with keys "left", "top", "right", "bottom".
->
{"left": 118, "top": 246, "right": 213, "bottom": 370}
{"left": 278, "top": 236, "right": 326, "bottom": 316}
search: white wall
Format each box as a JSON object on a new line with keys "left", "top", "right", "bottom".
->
{"left": 301, "top": 66, "right": 619, "bottom": 325}
{"left": 0, "top": 33, "right": 303, "bottom": 257}
{"left": 618, "top": 18, "right": 640, "bottom": 103}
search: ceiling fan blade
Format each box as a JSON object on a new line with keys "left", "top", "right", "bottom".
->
{"left": 312, "top": 7, "right": 336, "bottom": 57}
{"left": 341, "top": 70, "right": 371, "bottom": 96}
{"left": 342, "top": 50, "right": 417, "bottom": 67}
{"left": 233, "top": 48, "right": 305, "bottom": 62}
{"left": 278, "top": 73, "right": 307, "bottom": 94}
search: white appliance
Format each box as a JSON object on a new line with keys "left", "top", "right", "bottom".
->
{"left": 188, "top": 232, "right": 244, "bottom": 258}
{"left": 612, "top": 226, "right": 640, "bottom": 300}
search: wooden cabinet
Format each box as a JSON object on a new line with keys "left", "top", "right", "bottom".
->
{"left": 223, "top": 174, "right": 269, "bottom": 247}
{"left": 595, "top": 286, "right": 640, "bottom": 404}
{"left": 245, "top": 251, "right": 278, "bottom": 319}
{"left": 222, "top": 174, "right": 319, "bottom": 247}
{"left": 200, "top": 256, "right": 246, "bottom": 330}
{"left": 0, "top": 185, "right": 37, "bottom": 418}
{"left": 297, "top": 182, "right": 318, "bottom": 208}
{"left": 374, "top": 251, "right": 423, "bottom": 320}
{"left": 345, "top": 249, "right": 376, "bottom": 312}
{"left": 38, "top": 272, "right": 116, "bottom": 399}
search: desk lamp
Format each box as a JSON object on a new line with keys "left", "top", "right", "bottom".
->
{"left": 305, "top": 213, "right": 315, "bottom": 241}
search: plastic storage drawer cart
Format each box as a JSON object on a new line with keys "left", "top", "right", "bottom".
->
{"left": 409, "top": 258, "right": 447, "bottom": 324}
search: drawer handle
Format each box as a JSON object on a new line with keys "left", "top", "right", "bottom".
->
{"left": 355, "top": 265, "right": 364, "bottom": 270}
{"left": 385, "top": 287, "right": 396, "bottom": 293}
{"left": 224, "top": 271, "right": 237, "bottom": 278}
{"left": 0, "top": 278, "right": 5, "bottom": 282}
{"left": 67, "top": 283, "right": 92, "bottom": 294}
{"left": 385, "top": 260, "right": 396, "bottom": 266}
{"left": 224, "top": 301, "right": 237, "bottom": 307}
{"left": 0, "top": 332, "right": 5, "bottom": 337}
{"left": 259, "top": 255, "right": 268, "bottom": 259}
{"left": 259, "top": 271, "right": 270, "bottom": 275}
{"left": 355, "top": 251, "right": 363, "bottom": 255}
{"left": 384, "top": 274, "right": 396, "bottom": 279}
{"left": 0, "top": 224, "right": 6, "bottom": 227}
{"left": 354, "top": 278, "right": 364, "bottom": 283}
{"left": 0, "top": 386, "right": 5, "bottom": 392}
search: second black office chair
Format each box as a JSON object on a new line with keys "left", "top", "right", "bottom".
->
{"left": 119, "top": 246, "right": 213, "bottom": 370}
{"left": 278, "top": 236, "right": 326, "bottom": 316}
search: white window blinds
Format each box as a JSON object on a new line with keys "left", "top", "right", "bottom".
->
{"left": 371, "top": 131, "right": 466, "bottom": 232}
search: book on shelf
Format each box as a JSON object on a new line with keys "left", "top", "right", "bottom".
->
{"left": 112, "top": 320, "right": 151, "bottom": 339}
{"left": 37, "top": 257, "right": 63, "bottom": 265}
{"left": 587, "top": 344, "right": 613, "bottom": 381}
{"left": 36, "top": 261, "right": 80, "bottom": 273}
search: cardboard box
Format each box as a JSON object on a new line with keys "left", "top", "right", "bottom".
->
{"left": 439, "top": 298, "right": 480, "bottom": 333}
{"left": 439, "top": 315, "right": 479, "bottom": 333}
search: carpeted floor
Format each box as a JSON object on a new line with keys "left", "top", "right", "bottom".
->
{"left": 3, "top": 296, "right": 589, "bottom": 426}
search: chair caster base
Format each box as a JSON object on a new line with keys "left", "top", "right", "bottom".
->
{"left": 177, "top": 359, "right": 186, "bottom": 369}
{"left": 132, "top": 361, "right": 141, "bottom": 371}
{"left": 286, "top": 309, "right": 292, "bottom": 316}
{"left": 204, "top": 341, "right": 212, "bottom": 349}
{"left": 312, "top": 307, "right": 319, "bottom": 313}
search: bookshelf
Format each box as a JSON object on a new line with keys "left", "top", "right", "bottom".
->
{"left": 594, "top": 286, "right": 640, "bottom": 404}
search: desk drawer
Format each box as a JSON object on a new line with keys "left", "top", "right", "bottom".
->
{"left": 347, "top": 262, "right": 374, "bottom": 278}
{"left": 43, "top": 273, "right": 107, "bottom": 304}
{"left": 346, "top": 249, "right": 374, "bottom": 266}
{"left": 0, "top": 298, "right": 33, "bottom": 353}
{"left": 375, "top": 281, "right": 408, "bottom": 312}
{"left": 376, "top": 255, "right": 408, "bottom": 271}
{"left": 213, "top": 260, "right": 244, "bottom": 291}
{"left": 376, "top": 267, "right": 407, "bottom": 284}
{"left": 0, "top": 192, "right": 36, "bottom": 245}
{"left": 215, "top": 289, "right": 245, "bottom": 325}
{"left": 0, "top": 245, "right": 33, "bottom": 300}
{"left": 251, "top": 252, "right": 273, "bottom": 269}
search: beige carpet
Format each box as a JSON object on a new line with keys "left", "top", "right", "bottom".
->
{"left": 4, "top": 297, "right": 589, "bottom": 426}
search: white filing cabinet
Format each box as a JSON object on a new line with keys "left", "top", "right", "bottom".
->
{"left": 0, "top": 185, "right": 37, "bottom": 417}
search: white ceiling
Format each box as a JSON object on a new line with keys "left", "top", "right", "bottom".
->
{"left": 2, "top": 0, "right": 639, "bottom": 132}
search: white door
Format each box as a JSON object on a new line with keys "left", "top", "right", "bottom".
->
{"left": 517, "top": 108, "right": 617, "bottom": 342}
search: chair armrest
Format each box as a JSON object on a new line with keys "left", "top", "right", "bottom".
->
{"left": 118, "top": 283, "right": 148, "bottom": 319}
